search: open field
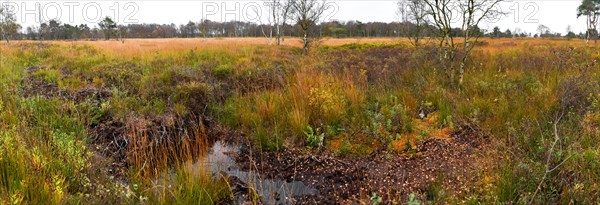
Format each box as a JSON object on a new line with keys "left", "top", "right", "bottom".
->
{"left": 10, "top": 38, "right": 405, "bottom": 54}
{"left": 1, "top": 38, "right": 599, "bottom": 204}
{"left": 14, "top": 37, "right": 595, "bottom": 54}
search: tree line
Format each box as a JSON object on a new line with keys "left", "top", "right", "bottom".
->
{"left": 18, "top": 19, "right": 424, "bottom": 40}
{"left": 1, "top": 0, "right": 598, "bottom": 51}
{"left": 2, "top": 18, "right": 589, "bottom": 41}
{"left": 1, "top": 4, "right": 596, "bottom": 42}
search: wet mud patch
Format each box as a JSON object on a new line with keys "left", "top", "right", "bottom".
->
{"left": 180, "top": 141, "right": 317, "bottom": 204}
{"left": 233, "top": 126, "right": 490, "bottom": 204}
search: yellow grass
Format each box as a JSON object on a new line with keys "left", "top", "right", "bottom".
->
{"left": 1, "top": 37, "right": 403, "bottom": 56}
{"left": 4, "top": 37, "right": 599, "bottom": 57}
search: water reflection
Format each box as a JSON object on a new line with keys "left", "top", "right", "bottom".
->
{"left": 188, "top": 141, "right": 317, "bottom": 204}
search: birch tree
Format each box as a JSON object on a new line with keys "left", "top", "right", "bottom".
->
{"left": 458, "top": 0, "right": 504, "bottom": 84}
{"left": 423, "top": 0, "right": 504, "bottom": 85}
{"left": 0, "top": 4, "right": 21, "bottom": 43}
{"left": 265, "top": 0, "right": 293, "bottom": 45}
{"left": 397, "top": 0, "right": 428, "bottom": 47}
{"left": 291, "top": 0, "right": 328, "bottom": 54}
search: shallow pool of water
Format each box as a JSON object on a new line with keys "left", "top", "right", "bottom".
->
{"left": 188, "top": 141, "right": 317, "bottom": 204}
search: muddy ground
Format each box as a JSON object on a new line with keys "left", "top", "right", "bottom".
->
{"left": 228, "top": 126, "right": 491, "bottom": 204}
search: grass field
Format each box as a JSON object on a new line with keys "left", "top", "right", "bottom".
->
{"left": 1, "top": 37, "right": 599, "bottom": 204}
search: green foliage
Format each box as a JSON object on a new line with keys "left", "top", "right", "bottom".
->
{"left": 336, "top": 139, "right": 375, "bottom": 156}
{"left": 321, "top": 43, "right": 408, "bottom": 51}
{"left": 33, "top": 69, "right": 61, "bottom": 84}
{"left": 366, "top": 96, "right": 409, "bottom": 144}
{"left": 58, "top": 77, "right": 84, "bottom": 90}
{"left": 77, "top": 100, "right": 110, "bottom": 126}
{"left": 326, "top": 124, "right": 345, "bottom": 136}
{"left": 214, "top": 64, "right": 233, "bottom": 78}
{"left": 407, "top": 193, "right": 421, "bottom": 205}
{"left": 0, "top": 97, "right": 93, "bottom": 204}
{"left": 304, "top": 126, "right": 324, "bottom": 149}
{"left": 212, "top": 98, "right": 239, "bottom": 127}
{"left": 256, "top": 126, "right": 284, "bottom": 152}
{"left": 370, "top": 193, "right": 382, "bottom": 205}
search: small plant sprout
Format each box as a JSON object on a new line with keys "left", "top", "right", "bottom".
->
{"left": 304, "top": 126, "right": 324, "bottom": 149}
{"left": 407, "top": 193, "right": 421, "bottom": 205}
{"left": 371, "top": 193, "right": 382, "bottom": 205}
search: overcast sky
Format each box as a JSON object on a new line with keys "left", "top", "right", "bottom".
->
{"left": 2, "top": 0, "right": 589, "bottom": 34}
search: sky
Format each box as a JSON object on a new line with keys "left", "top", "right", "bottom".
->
{"left": 0, "top": 0, "right": 589, "bottom": 34}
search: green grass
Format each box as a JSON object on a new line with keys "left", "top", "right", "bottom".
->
{"left": 33, "top": 69, "right": 61, "bottom": 84}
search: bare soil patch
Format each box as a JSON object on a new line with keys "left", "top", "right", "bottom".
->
{"left": 232, "top": 126, "right": 490, "bottom": 204}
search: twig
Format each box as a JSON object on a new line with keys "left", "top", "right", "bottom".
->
{"left": 529, "top": 114, "right": 571, "bottom": 204}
